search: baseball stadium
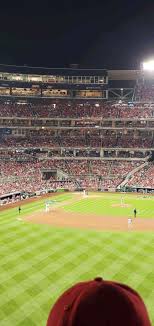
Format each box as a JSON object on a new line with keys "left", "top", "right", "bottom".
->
{"left": 0, "top": 64, "right": 154, "bottom": 325}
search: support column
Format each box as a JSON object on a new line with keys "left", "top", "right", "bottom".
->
{"left": 112, "top": 120, "right": 115, "bottom": 128}
{"left": 71, "top": 120, "right": 75, "bottom": 127}
{"left": 100, "top": 148, "right": 104, "bottom": 157}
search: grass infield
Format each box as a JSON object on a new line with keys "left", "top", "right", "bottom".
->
{"left": 0, "top": 192, "right": 153, "bottom": 325}
{"left": 63, "top": 192, "right": 154, "bottom": 218}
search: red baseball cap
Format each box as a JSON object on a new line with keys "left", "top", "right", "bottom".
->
{"left": 47, "top": 277, "right": 151, "bottom": 325}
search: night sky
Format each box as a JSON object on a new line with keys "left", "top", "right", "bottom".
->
{"left": 0, "top": 0, "right": 154, "bottom": 69}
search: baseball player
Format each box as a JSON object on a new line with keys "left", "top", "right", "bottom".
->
{"left": 46, "top": 203, "right": 49, "bottom": 212}
{"left": 134, "top": 208, "right": 137, "bottom": 218}
{"left": 121, "top": 196, "right": 124, "bottom": 206}
{"left": 128, "top": 217, "right": 133, "bottom": 230}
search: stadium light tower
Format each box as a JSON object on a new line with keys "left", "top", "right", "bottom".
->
{"left": 142, "top": 60, "right": 154, "bottom": 71}
{"left": 140, "top": 59, "right": 154, "bottom": 85}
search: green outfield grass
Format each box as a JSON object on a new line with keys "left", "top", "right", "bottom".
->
{"left": 63, "top": 192, "right": 154, "bottom": 218}
{"left": 0, "top": 192, "right": 153, "bottom": 325}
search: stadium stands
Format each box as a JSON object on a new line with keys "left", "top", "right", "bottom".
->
{"left": 0, "top": 68, "right": 154, "bottom": 201}
{"left": 0, "top": 130, "right": 153, "bottom": 149}
{"left": 0, "top": 101, "right": 154, "bottom": 118}
{"left": 0, "top": 159, "right": 143, "bottom": 196}
{"left": 135, "top": 84, "right": 154, "bottom": 102}
{"left": 126, "top": 163, "right": 154, "bottom": 188}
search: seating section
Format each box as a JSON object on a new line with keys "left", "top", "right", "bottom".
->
{"left": 0, "top": 101, "right": 154, "bottom": 118}
{"left": 0, "top": 131, "right": 153, "bottom": 149}
{"left": 0, "top": 97, "right": 153, "bottom": 198}
{"left": 126, "top": 164, "right": 154, "bottom": 188}
{"left": 0, "top": 159, "right": 141, "bottom": 195}
{"left": 135, "top": 84, "right": 154, "bottom": 102}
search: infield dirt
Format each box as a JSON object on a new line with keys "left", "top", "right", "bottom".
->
{"left": 24, "top": 208, "right": 154, "bottom": 231}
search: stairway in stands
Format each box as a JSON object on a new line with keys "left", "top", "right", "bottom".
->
{"left": 117, "top": 162, "right": 149, "bottom": 189}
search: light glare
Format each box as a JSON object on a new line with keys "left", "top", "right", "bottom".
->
{"left": 143, "top": 60, "right": 154, "bottom": 71}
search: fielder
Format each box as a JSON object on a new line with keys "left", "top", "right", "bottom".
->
{"left": 128, "top": 217, "right": 133, "bottom": 230}
{"left": 45, "top": 202, "right": 50, "bottom": 212}
{"left": 121, "top": 196, "right": 124, "bottom": 206}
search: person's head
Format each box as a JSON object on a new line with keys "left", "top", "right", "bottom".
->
{"left": 47, "top": 277, "right": 151, "bottom": 326}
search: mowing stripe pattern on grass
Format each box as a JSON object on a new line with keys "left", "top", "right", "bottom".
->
{"left": 0, "top": 193, "right": 153, "bottom": 325}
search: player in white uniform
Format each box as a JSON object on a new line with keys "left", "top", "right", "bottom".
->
{"left": 121, "top": 195, "right": 124, "bottom": 206}
{"left": 128, "top": 218, "right": 133, "bottom": 230}
{"left": 46, "top": 203, "right": 50, "bottom": 212}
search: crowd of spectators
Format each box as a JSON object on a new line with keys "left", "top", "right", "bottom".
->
{"left": 136, "top": 84, "right": 154, "bottom": 102}
{"left": 0, "top": 136, "right": 60, "bottom": 148}
{"left": 0, "top": 159, "right": 142, "bottom": 196}
{"left": 127, "top": 163, "right": 154, "bottom": 188}
{"left": 0, "top": 133, "right": 153, "bottom": 149}
{"left": 0, "top": 97, "right": 153, "bottom": 198}
{"left": 0, "top": 137, "right": 154, "bottom": 148}
{"left": 0, "top": 101, "right": 154, "bottom": 118}
{"left": 0, "top": 159, "right": 76, "bottom": 196}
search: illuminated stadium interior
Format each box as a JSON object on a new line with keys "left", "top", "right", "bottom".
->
{"left": 0, "top": 64, "right": 154, "bottom": 204}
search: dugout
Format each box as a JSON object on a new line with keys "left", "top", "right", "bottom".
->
{"left": 0, "top": 191, "right": 35, "bottom": 205}
{"left": 135, "top": 187, "right": 154, "bottom": 193}
{"left": 0, "top": 191, "right": 23, "bottom": 205}
{"left": 122, "top": 186, "right": 154, "bottom": 194}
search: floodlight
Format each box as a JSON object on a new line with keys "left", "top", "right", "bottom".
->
{"left": 142, "top": 60, "right": 154, "bottom": 71}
